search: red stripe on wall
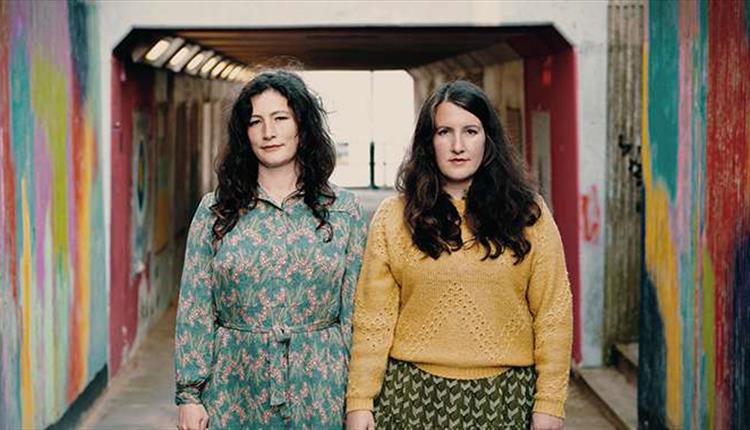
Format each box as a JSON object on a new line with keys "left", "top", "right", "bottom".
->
{"left": 67, "top": 72, "right": 84, "bottom": 402}
{"left": 0, "top": 1, "right": 17, "bottom": 301}
{"left": 706, "top": 0, "right": 750, "bottom": 427}
{"left": 524, "top": 49, "right": 582, "bottom": 363}
{"left": 109, "top": 59, "right": 158, "bottom": 377}
{"left": 109, "top": 57, "right": 130, "bottom": 377}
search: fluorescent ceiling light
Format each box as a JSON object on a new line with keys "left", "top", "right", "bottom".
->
{"left": 145, "top": 39, "right": 171, "bottom": 62}
{"left": 167, "top": 44, "right": 201, "bottom": 72}
{"left": 228, "top": 66, "right": 242, "bottom": 80}
{"left": 169, "top": 46, "right": 191, "bottom": 67}
{"left": 185, "top": 50, "right": 212, "bottom": 74}
{"left": 200, "top": 56, "right": 220, "bottom": 76}
{"left": 220, "top": 64, "right": 236, "bottom": 79}
{"left": 211, "top": 60, "right": 229, "bottom": 78}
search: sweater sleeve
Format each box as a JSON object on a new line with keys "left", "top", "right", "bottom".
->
{"left": 345, "top": 198, "right": 401, "bottom": 412}
{"left": 526, "top": 199, "right": 573, "bottom": 418}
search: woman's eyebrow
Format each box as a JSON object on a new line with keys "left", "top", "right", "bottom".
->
{"left": 251, "top": 110, "right": 290, "bottom": 118}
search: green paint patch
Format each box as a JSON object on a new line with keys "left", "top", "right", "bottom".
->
{"left": 648, "top": 0, "right": 681, "bottom": 200}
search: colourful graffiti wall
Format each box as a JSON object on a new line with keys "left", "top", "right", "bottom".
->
{"left": 0, "top": 1, "right": 107, "bottom": 428}
{"left": 640, "top": 0, "right": 750, "bottom": 428}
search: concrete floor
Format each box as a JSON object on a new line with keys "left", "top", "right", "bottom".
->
{"left": 79, "top": 303, "right": 614, "bottom": 430}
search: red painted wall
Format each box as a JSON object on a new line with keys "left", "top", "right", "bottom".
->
{"left": 524, "top": 50, "right": 582, "bottom": 363}
{"left": 109, "top": 59, "right": 155, "bottom": 376}
{"left": 705, "top": 0, "right": 749, "bottom": 426}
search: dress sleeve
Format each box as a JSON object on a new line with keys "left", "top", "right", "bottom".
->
{"left": 526, "top": 199, "right": 574, "bottom": 418}
{"left": 339, "top": 197, "right": 368, "bottom": 356}
{"left": 174, "top": 193, "right": 217, "bottom": 405}
{"left": 345, "top": 199, "right": 401, "bottom": 412}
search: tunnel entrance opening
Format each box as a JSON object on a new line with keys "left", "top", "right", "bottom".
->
{"left": 108, "top": 24, "right": 583, "bottom": 378}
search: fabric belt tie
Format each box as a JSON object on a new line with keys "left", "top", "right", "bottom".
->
{"left": 216, "top": 318, "right": 337, "bottom": 416}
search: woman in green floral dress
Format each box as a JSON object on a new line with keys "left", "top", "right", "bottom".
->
{"left": 175, "top": 70, "right": 367, "bottom": 430}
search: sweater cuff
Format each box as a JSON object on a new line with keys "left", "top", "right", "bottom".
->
{"left": 533, "top": 399, "right": 566, "bottom": 419}
{"left": 346, "top": 397, "right": 374, "bottom": 413}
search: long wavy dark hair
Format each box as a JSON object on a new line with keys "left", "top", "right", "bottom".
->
{"left": 211, "top": 70, "right": 336, "bottom": 245}
{"left": 396, "top": 80, "right": 540, "bottom": 263}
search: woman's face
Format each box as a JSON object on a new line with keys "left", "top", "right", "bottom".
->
{"left": 432, "top": 101, "right": 486, "bottom": 196}
{"left": 247, "top": 89, "right": 300, "bottom": 170}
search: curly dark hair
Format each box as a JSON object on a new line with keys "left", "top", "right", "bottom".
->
{"left": 211, "top": 70, "right": 336, "bottom": 245}
{"left": 396, "top": 80, "right": 540, "bottom": 263}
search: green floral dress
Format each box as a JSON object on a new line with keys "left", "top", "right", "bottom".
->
{"left": 174, "top": 187, "right": 366, "bottom": 429}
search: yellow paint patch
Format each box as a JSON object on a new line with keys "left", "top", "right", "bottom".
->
{"left": 641, "top": 37, "right": 683, "bottom": 427}
{"left": 644, "top": 185, "right": 683, "bottom": 427}
{"left": 30, "top": 52, "right": 69, "bottom": 261}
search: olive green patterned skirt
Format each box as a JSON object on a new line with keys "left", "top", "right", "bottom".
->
{"left": 373, "top": 359, "right": 536, "bottom": 429}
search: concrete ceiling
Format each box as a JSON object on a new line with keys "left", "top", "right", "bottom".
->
{"left": 119, "top": 26, "right": 570, "bottom": 71}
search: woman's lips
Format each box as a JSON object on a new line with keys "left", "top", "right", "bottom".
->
{"left": 261, "top": 144, "right": 283, "bottom": 151}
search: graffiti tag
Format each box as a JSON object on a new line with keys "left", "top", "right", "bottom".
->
{"left": 582, "top": 185, "right": 601, "bottom": 243}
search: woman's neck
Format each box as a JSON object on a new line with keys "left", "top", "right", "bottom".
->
{"left": 258, "top": 162, "right": 300, "bottom": 204}
{"left": 443, "top": 180, "right": 470, "bottom": 200}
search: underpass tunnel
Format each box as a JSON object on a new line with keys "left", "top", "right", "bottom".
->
{"left": 108, "top": 24, "right": 581, "bottom": 381}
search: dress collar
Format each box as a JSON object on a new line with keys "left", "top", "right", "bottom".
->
{"left": 255, "top": 186, "right": 304, "bottom": 210}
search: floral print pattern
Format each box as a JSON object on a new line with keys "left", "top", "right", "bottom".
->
{"left": 175, "top": 187, "right": 366, "bottom": 429}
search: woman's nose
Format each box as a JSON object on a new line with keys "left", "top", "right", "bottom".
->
{"left": 262, "top": 122, "right": 276, "bottom": 140}
{"left": 451, "top": 136, "right": 465, "bottom": 154}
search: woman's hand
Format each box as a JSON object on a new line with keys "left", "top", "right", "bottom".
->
{"left": 531, "top": 412, "right": 563, "bottom": 430}
{"left": 346, "top": 410, "right": 375, "bottom": 430}
{"left": 177, "top": 403, "right": 209, "bottom": 430}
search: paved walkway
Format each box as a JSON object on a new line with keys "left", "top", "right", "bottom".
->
{"left": 79, "top": 303, "right": 614, "bottom": 429}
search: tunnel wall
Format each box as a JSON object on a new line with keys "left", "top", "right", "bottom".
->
{"left": 109, "top": 62, "right": 238, "bottom": 377}
{"left": 0, "top": 1, "right": 108, "bottom": 429}
{"left": 640, "top": 0, "right": 750, "bottom": 428}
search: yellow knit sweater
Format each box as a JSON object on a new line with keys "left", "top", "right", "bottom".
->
{"left": 345, "top": 195, "right": 573, "bottom": 418}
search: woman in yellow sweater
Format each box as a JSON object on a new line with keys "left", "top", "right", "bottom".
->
{"left": 345, "top": 80, "right": 572, "bottom": 430}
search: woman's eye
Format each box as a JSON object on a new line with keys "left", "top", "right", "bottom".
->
{"left": 467, "top": 129, "right": 478, "bottom": 135}
{"left": 274, "top": 116, "right": 288, "bottom": 122}
{"left": 436, "top": 129, "right": 449, "bottom": 136}
{"left": 249, "top": 120, "right": 260, "bottom": 127}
